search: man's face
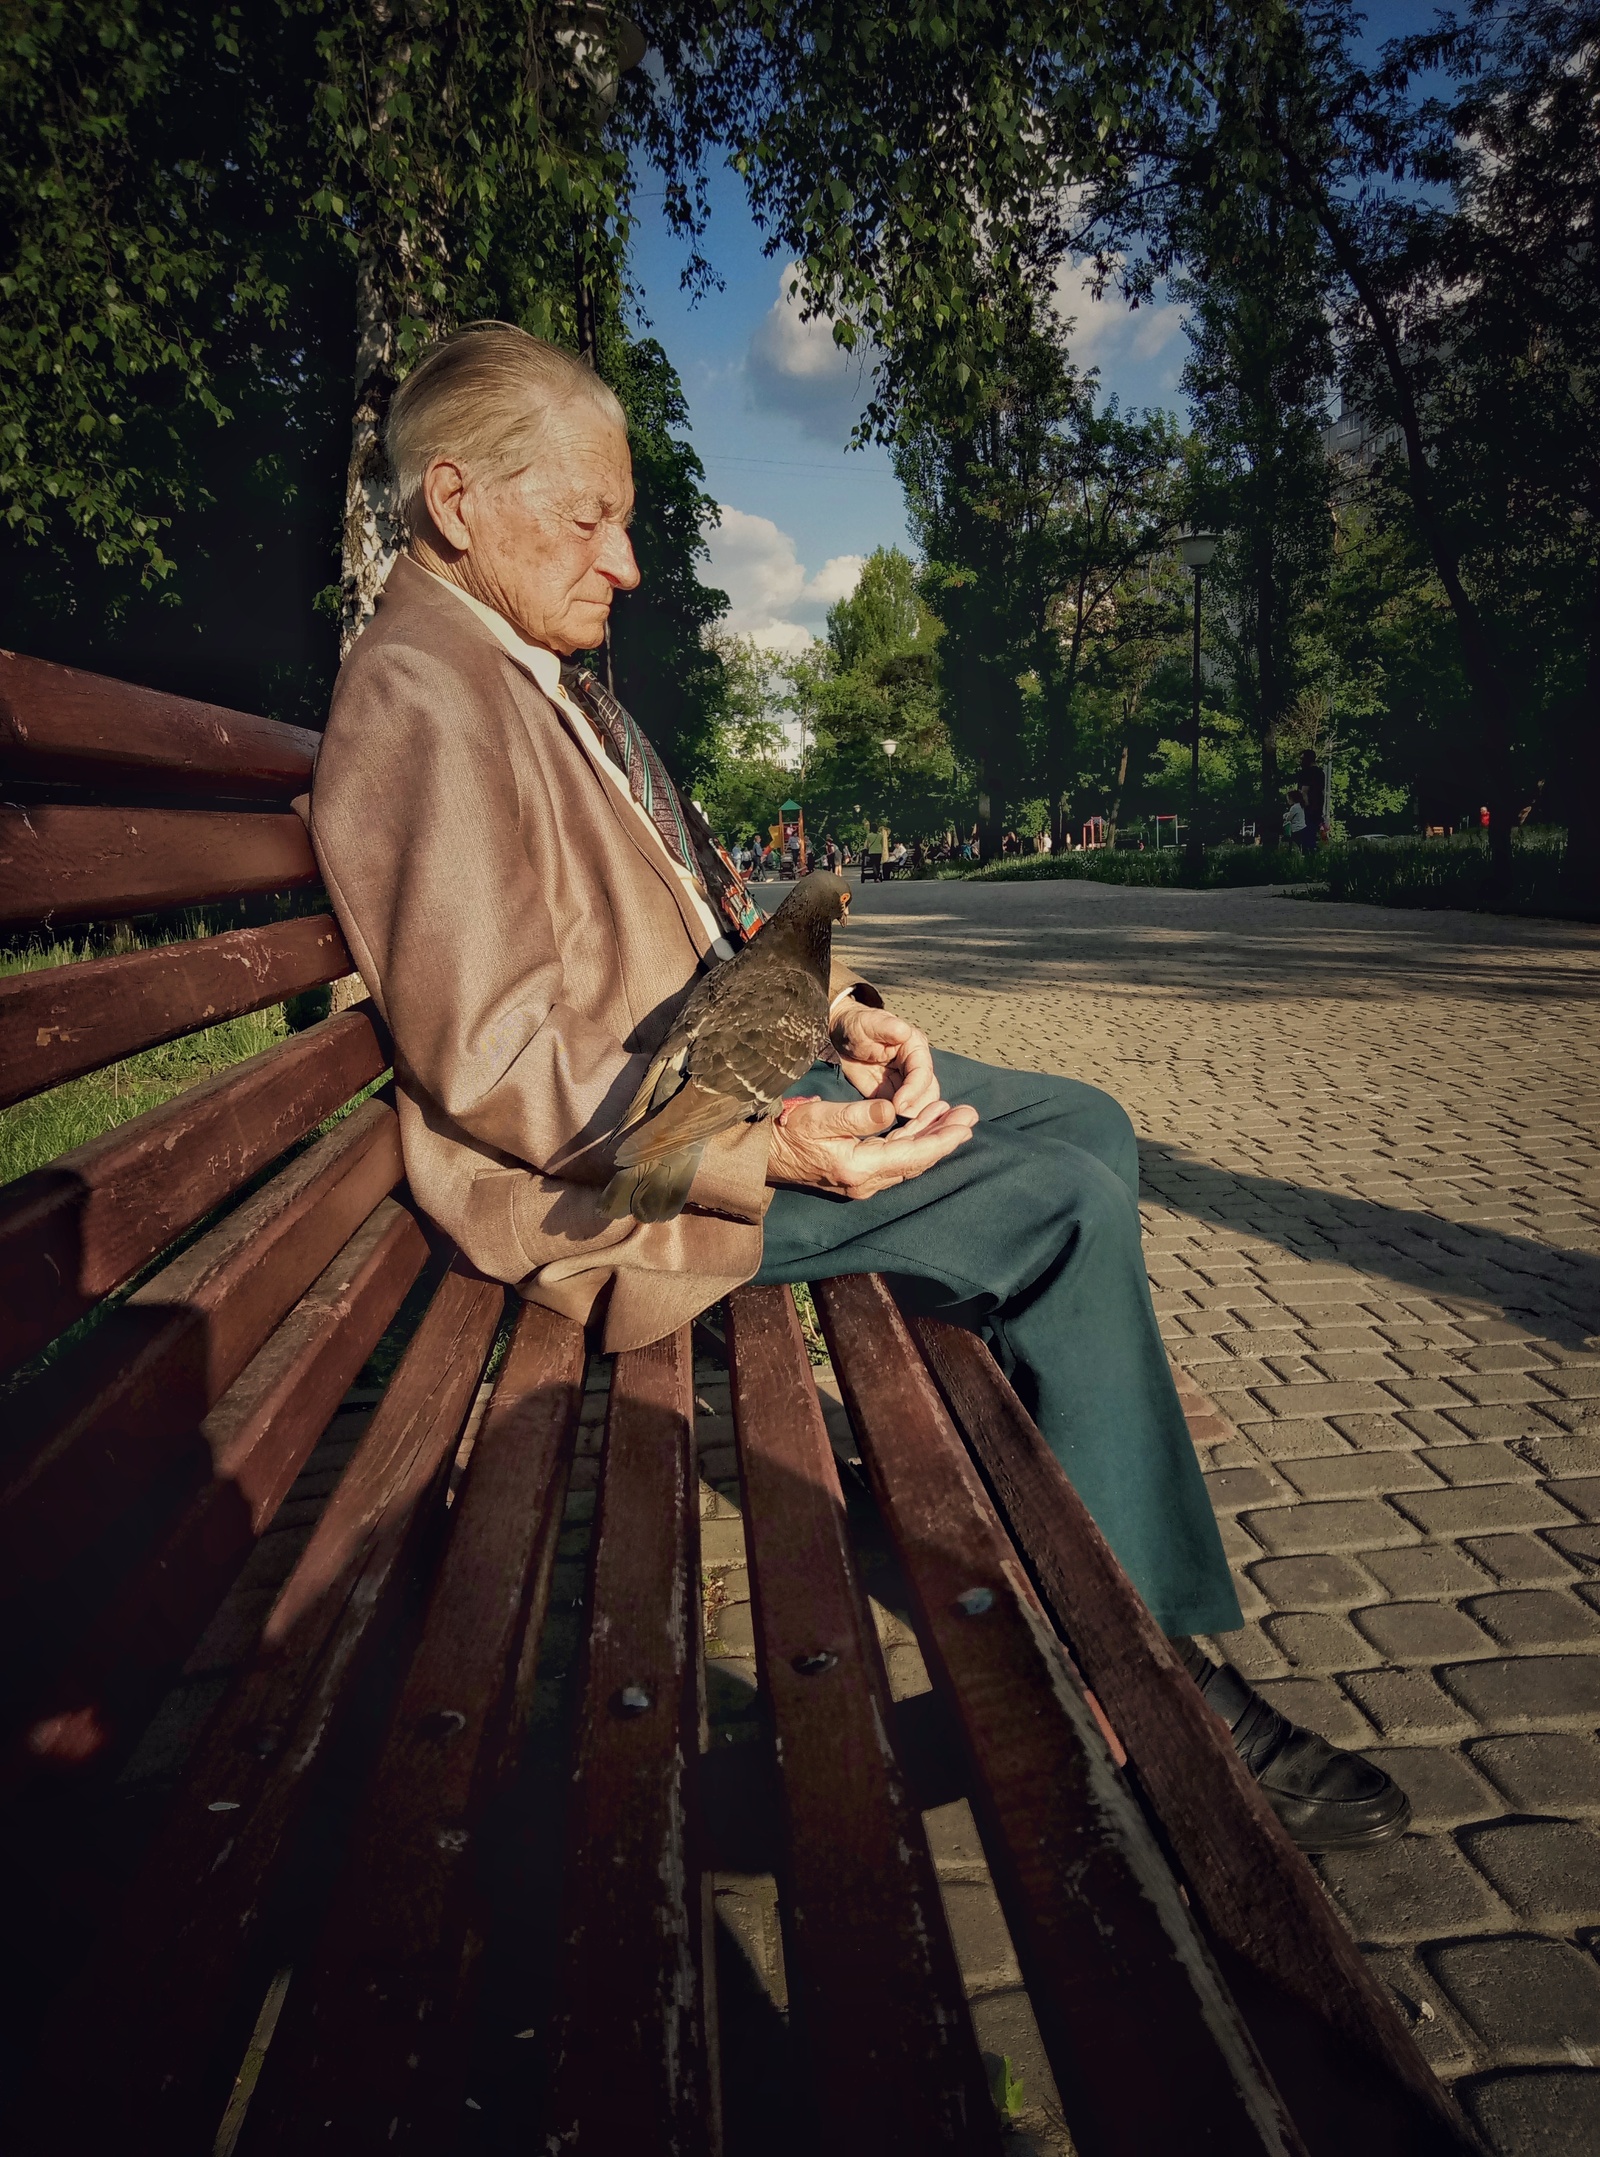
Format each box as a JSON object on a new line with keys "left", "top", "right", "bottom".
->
{"left": 425, "top": 401, "right": 640, "bottom": 654}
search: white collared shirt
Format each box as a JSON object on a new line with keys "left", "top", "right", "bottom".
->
{"left": 429, "top": 572, "right": 733, "bottom": 957}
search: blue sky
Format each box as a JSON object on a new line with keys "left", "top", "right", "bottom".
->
{"left": 627, "top": 165, "right": 1191, "bottom": 651}
{"left": 624, "top": 2, "right": 1439, "bottom": 651}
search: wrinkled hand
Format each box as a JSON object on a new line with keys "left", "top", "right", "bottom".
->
{"left": 830, "top": 999, "right": 942, "bottom": 1120}
{"left": 765, "top": 1093, "right": 978, "bottom": 1200}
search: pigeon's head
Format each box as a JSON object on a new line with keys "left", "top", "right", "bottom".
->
{"left": 763, "top": 870, "right": 851, "bottom": 966}
{"left": 786, "top": 870, "right": 851, "bottom": 924}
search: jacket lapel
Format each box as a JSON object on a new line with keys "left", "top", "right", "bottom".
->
{"left": 502, "top": 654, "right": 717, "bottom": 960}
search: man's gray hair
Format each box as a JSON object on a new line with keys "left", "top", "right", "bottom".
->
{"left": 386, "top": 321, "right": 626, "bottom": 532}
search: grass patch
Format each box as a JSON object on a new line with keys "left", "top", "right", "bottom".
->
{"left": 0, "top": 932, "right": 292, "bottom": 1187}
{"left": 0, "top": 1004, "right": 291, "bottom": 1187}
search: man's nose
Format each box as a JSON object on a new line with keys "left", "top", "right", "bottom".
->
{"left": 598, "top": 525, "right": 640, "bottom": 591}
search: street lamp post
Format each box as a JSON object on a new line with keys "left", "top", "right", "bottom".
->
{"left": 1176, "top": 531, "right": 1219, "bottom": 872}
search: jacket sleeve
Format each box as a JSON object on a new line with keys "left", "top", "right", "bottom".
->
{"left": 311, "top": 638, "right": 746, "bottom": 1198}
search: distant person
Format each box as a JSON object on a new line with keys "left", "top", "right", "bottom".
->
{"left": 1297, "top": 751, "right": 1326, "bottom": 839}
{"left": 825, "top": 837, "right": 839, "bottom": 873}
{"left": 1283, "top": 789, "right": 1308, "bottom": 851}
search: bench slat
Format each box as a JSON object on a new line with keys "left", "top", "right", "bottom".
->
{"left": 0, "top": 1098, "right": 401, "bottom": 1609}
{"left": 0, "top": 804, "right": 318, "bottom": 928}
{"left": 238, "top": 1299, "right": 586, "bottom": 2151}
{"left": 0, "top": 1002, "right": 388, "bottom": 1376}
{"left": 0, "top": 798, "right": 316, "bottom": 923}
{"left": 11, "top": 1259, "right": 505, "bottom": 2157}
{"left": 725, "top": 1284, "right": 1001, "bottom": 2153}
{"left": 0, "top": 914, "right": 353, "bottom": 1109}
{"left": 544, "top": 1327, "right": 717, "bottom": 2154}
{"left": 813, "top": 1275, "right": 1301, "bottom": 2157}
{"left": 0, "top": 652, "right": 318, "bottom": 799}
{"left": 910, "top": 1316, "right": 1480, "bottom": 2157}
{"left": 11, "top": 1196, "right": 429, "bottom": 1786}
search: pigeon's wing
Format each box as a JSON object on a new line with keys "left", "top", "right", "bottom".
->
{"left": 612, "top": 955, "right": 829, "bottom": 1170}
{"left": 611, "top": 1076, "right": 752, "bottom": 1167}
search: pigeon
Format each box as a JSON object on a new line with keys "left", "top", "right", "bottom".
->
{"left": 599, "top": 871, "right": 852, "bottom": 1223}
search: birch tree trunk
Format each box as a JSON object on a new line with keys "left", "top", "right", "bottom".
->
{"left": 340, "top": 247, "right": 404, "bottom": 656}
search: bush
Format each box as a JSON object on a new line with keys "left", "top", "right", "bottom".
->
{"left": 1322, "top": 833, "right": 1575, "bottom": 916}
{"left": 963, "top": 843, "right": 1320, "bottom": 889}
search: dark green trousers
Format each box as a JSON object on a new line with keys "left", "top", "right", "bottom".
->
{"left": 757, "top": 1051, "right": 1242, "bottom": 1637}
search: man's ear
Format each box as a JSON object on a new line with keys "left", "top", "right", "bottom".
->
{"left": 419, "top": 457, "right": 472, "bottom": 554}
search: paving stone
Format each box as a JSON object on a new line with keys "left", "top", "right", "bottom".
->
{"left": 1541, "top": 1365, "right": 1600, "bottom": 1399}
{"left": 1462, "top": 1822, "right": 1600, "bottom": 1926}
{"left": 1462, "top": 1534, "right": 1581, "bottom": 1588}
{"left": 1265, "top": 1611, "right": 1380, "bottom": 1673}
{"left": 1331, "top": 1411, "right": 1429, "bottom": 1451}
{"left": 1469, "top": 1735, "right": 1600, "bottom": 1817}
{"left": 1354, "top": 1601, "right": 1498, "bottom": 1665}
{"left": 1397, "top": 1407, "right": 1483, "bottom": 1448}
{"left": 1249, "top": 1381, "right": 1406, "bottom": 1419}
{"left": 1242, "top": 1498, "right": 1419, "bottom": 1555}
{"left": 1364, "top": 1747, "right": 1502, "bottom": 1831}
{"left": 1251, "top": 1675, "right": 1376, "bottom": 1749}
{"left": 1430, "top": 1938, "right": 1600, "bottom": 2062}
{"left": 1463, "top": 2071, "right": 1600, "bottom": 2157}
{"left": 1441, "top": 1402, "right": 1568, "bottom": 1442}
{"left": 1531, "top": 1435, "right": 1600, "bottom": 1478}
{"left": 1359, "top": 1948, "right": 1478, "bottom": 2077}
{"left": 1443, "top": 1656, "right": 1600, "bottom": 1730}
{"left": 1384, "top": 1376, "right": 1474, "bottom": 1410}
{"left": 1237, "top": 1417, "right": 1352, "bottom": 1461}
{"left": 1276, "top": 1451, "right": 1443, "bottom": 1500}
{"left": 1207, "top": 1623, "right": 1291, "bottom": 1681}
{"left": 1201, "top": 1465, "right": 1288, "bottom": 1511}
{"left": 1419, "top": 1443, "right": 1541, "bottom": 1486}
{"left": 1247, "top": 1552, "right": 1383, "bottom": 1610}
{"left": 1392, "top": 1484, "right": 1581, "bottom": 1537}
{"left": 1546, "top": 1527, "right": 1600, "bottom": 1574}
{"left": 1547, "top": 1478, "right": 1600, "bottom": 1523}
{"left": 1359, "top": 1543, "right": 1494, "bottom": 1600}
{"left": 1317, "top": 1834, "right": 1507, "bottom": 1943}
{"left": 1464, "top": 1590, "right": 1600, "bottom": 1653}
{"left": 1342, "top": 1669, "right": 1480, "bottom": 1741}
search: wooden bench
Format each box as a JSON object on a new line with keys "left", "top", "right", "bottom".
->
{"left": 0, "top": 650, "right": 1481, "bottom": 2156}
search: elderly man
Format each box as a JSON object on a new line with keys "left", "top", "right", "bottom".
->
{"left": 312, "top": 321, "right": 1406, "bottom": 1853}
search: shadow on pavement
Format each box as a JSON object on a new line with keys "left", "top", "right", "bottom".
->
{"left": 1139, "top": 1143, "right": 1600, "bottom": 1346}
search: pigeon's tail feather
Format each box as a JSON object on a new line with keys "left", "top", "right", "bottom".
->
{"left": 599, "top": 1144, "right": 705, "bottom": 1224}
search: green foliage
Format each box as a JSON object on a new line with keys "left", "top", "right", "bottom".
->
{"left": 1323, "top": 833, "right": 1576, "bottom": 917}
{"left": 967, "top": 842, "right": 1324, "bottom": 889}
{"left": 985, "top": 2052, "right": 1026, "bottom": 2126}
{"left": 596, "top": 322, "right": 729, "bottom": 782}
{"left": 697, "top": 635, "right": 794, "bottom": 844}
{"left": 790, "top": 548, "right": 964, "bottom": 846}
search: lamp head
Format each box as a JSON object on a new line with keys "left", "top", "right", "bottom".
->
{"left": 881, "top": 738, "right": 898, "bottom": 758}
{"left": 1177, "top": 530, "right": 1220, "bottom": 571}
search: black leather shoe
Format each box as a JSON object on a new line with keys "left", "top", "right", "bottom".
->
{"left": 1173, "top": 1641, "right": 1411, "bottom": 1853}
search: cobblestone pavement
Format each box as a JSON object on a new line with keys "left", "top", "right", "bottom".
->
{"left": 820, "top": 875, "right": 1600, "bottom": 2156}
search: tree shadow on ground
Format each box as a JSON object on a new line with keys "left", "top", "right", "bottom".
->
{"left": 1139, "top": 1143, "right": 1600, "bottom": 1348}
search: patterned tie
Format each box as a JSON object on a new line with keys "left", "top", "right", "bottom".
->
{"left": 560, "top": 665, "right": 763, "bottom": 946}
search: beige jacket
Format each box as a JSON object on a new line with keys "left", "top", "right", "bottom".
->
{"left": 311, "top": 556, "right": 866, "bottom": 1350}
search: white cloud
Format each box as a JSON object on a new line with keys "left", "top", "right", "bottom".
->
{"left": 1050, "top": 258, "right": 1186, "bottom": 387}
{"left": 704, "top": 504, "right": 863, "bottom": 653}
{"left": 745, "top": 264, "right": 878, "bottom": 443}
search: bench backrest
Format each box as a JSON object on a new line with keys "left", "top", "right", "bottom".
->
{"left": 0, "top": 650, "right": 1478, "bottom": 2156}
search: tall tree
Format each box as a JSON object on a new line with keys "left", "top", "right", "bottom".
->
{"left": 895, "top": 317, "right": 1082, "bottom": 854}
{"left": 1037, "top": 398, "right": 1185, "bottom": 848}
{"left": 1178, "top": 181, "right": 1336, "bottom": 836}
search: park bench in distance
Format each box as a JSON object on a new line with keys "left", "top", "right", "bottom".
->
{"left": 0, "top": 650, "right": 1482, "bottom": 2156}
